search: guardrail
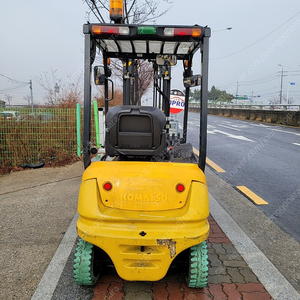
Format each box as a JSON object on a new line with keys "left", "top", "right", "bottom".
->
{"left": 188, "top": 104, "right": 300, "bottom": 127}
{"left": 189, "top": 104, "right": 300, "bottom": 111}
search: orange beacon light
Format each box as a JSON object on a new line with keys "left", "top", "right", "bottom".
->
{"left": 110, "top": 0, "right": 123, "bottom": 22}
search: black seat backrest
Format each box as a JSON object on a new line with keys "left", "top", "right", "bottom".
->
{"left": 105, "top": 105, "right": 166, "bottom": 157}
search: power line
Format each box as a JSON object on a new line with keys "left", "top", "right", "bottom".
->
{"left": 0, "top": 73, "right": 28, "bottom": 85}
{"left": 240, "top": 77, "right": 278, "bottom": 86}
{"left": 244, "top": 87, "right": 278, "bottom": 93}
{"left": 211, "top": 11, "right": 300, "bottom": 60}
{"left": 0, "top": 83, "right": 28, "bottom": 93}
{"left": 216, "top": 72, "right": 280, "bottom": 88}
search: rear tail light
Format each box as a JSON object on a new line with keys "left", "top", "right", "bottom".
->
{"left": 103, "top": 182, "right": 113, "bottom": 191}
{"left": 164, "top": 27, "right": 201, "bottom": 37}
{"left": 176, "top": 183, "right": 185, "bottom": 192}
{"left": 91, "top": 25, "right": 130, "bottom": 35}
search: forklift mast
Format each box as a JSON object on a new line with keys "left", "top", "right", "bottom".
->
{"left": 82, "top": 3, "right": 211, "bottom": 171}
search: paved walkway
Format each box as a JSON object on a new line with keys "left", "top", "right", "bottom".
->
{"left": 91, "top": 216, "right": 272, "bottom": 300}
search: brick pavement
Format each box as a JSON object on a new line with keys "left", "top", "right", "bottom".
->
{"left": 92, "top": 216, "right": 273, "bottom": 300}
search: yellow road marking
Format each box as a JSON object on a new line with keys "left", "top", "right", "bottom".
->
{"left": 193, "top": 148, "right": 199, "bottom": 156}
{"left": 193, "top": 148, "right": 226, "bottom": 173}
{"left": 236, "top": 186, "right": 268, "bottom": 205}
{"left": 206, "top": 157, "right": 226, "bottom": 173}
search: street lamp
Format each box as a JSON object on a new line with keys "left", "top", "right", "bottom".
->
{"left": 212, "top": 27, "right": 232, "bottom": 32}
{"left": 54, "top": 83, "right": 60, "bottom": 104}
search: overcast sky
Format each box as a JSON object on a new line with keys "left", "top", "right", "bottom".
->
{"left": 1, "top": 0, "right": 300, "bottom": 106}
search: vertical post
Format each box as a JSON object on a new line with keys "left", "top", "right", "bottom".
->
{"left": 83, "top": 25, "right": 92, "bottom": 169}
{"left": 98, "top": 108, "right": 105, "bottom": 147}
{"left": 123, "top": 60, "right": 131, "bottom": 105}
{"left": 236, "top": 80, "right": 239, "bottom": 105}
{"left": 76, "top": 103, "right": 81, "bottom": 157}
{"left": 199, "top": 27, "right": 211, "bottom": 172}
{"left": 286, "top": 82, "right": 290, "bottom": 104}
{"left": 94, "top": 101, "right": 100, "bottom": 148}
{"left": 183, "top": 59, "right": 192, "bottom": 143}
{"left": 29, "top": 79, "right": 34, "bottom": 112}
{"left": 162, "top": 65, "right": 171, "bottom": 134}
{"left": 153, "top": 63, "right": 158, "bottom": 107}
{"left": 279, "top": 66, "right": 283, "bottom": 105}
{"left": 103, "top": 52, "right": 109, "bottom": 113}
{"left": 162, "top": 65, "right": 171, "bottom": 117}
{"left": 158, "top": 77, "right": 162, "bottom": 109}
{"left": 134, "top": 61, "right": 140, "bottom": 105}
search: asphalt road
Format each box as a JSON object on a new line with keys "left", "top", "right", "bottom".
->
{"left": 177, "top": 112, "right": 300, "bottom": 242}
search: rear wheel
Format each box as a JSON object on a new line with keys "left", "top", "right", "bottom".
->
{"left": 186, "top": 241, "right": 209, "bottom": 288}
{"left": 73, "top": 237, "right": 100, "bottom": 285}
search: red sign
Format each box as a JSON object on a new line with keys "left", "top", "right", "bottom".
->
{"left": 170, "top": 89, "right": 185, "bottom": 114}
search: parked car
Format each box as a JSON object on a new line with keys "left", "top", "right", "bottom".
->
{"left": 0, "top": 111, "right": 21, "bottom": 120}
{"left": 17, "top": 112, "right": 56, "bottom": 123}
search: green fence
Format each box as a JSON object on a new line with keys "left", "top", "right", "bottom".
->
{"left": 0, "top": 107, "right": 83, "bottom": 167}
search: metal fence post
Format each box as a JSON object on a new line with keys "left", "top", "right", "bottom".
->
{"left": 76, "top": 103, "right": 81, "bottom": 157}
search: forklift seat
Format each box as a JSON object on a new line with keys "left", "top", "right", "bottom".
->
{"left": 105, "top": 105, "right": 167, "bottom": 157}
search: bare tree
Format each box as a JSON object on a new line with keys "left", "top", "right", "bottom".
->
{"left": 23, "top": 95, "right": 31, "bottom": 106}
{"left": 56, "top": 75, "right": 83, "bottom": 108}
{"left": 36, "top": 70, "right": 83, "bottom": 107}
{"left": 35, "top": 69, "right": 60, "bottom": 105}
{"left": 84, "top": 0, "right": 171, "bottom": 24}
{"left": 269, "top": 96, "right": 295, "bottom": 105}
{"left": 286, "top": 96, "right": 295, "bottom": 105}
{"left": 4, "top": 94, "right": 12, "bottom": 106}
{"left": 84, "top": 0, "right": 172, "bottom": 105}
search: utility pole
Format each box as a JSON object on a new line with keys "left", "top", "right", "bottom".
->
{"left": 279, "top": 64, "right": 283, "bottom": 104}
{"left": 29, "top": 79, "right": 33, "bottom": 111}
{"left": 286, "top": 82, "right": 290, "bottom": 104}
{"left": 236, "top": 80, "right": 239, "bottom": 104}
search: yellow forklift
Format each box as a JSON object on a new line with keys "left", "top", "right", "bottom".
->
{"left": 74, "top": 0, "right": 211, "bottom": 288}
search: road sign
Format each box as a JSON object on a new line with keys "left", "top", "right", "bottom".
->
{"left": 170, "top": 89, "right": 185, "bottom": 114}
{"left": 235, "top": 94, "right": 248, "bottom": 100}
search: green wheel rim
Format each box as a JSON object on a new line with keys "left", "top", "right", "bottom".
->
{"left": 73, "top": 237, "right": 100, "bottom": 285}
{"left": 186, "top": 241, "right": 209, "bottom": 288}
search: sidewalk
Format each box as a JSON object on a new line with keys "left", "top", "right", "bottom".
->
{"left": 91, "top": 215, "right": 272, "bottom": 300}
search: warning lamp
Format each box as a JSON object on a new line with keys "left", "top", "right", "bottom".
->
{"left": 103, "top": 58, "right": 111, "bottom": 65}
{"left": 110, "top": 0, "right": 123, "bottom": 22}
{"left": 164, "top": 27, "right": 202, "bottom": 37}
{"left": 184, "top": 60, "right": 193, "bottom": 68}
{"left": 103, "top": 182, "right": 113, "bottom": 191}
{"left": 176, "top": 183, "right": 185, "bottom": 193}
